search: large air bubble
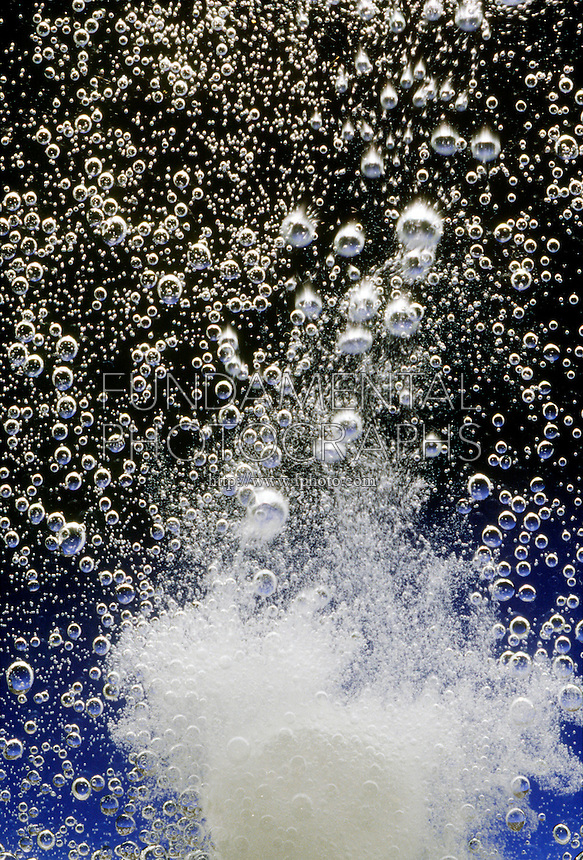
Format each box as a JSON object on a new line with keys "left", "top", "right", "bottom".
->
{"left": 281, "top": 208, "right": 316, "bottom": 248}
{"left": 333, "top": 223, "right": 366, "bottom": 257}
{"left": 396, "top": 201, "right": 443, "bottom": 248}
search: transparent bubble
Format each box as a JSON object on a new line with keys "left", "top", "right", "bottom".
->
{"left": 384, "top": 297, "right": 424, "bottom": 337}
{"left": 510, "top": 696, "right": 535, "bottom": 725}
{"left": 56, "top": 335, "right": 79, "bottom": 362}
{"left": 470, "top": 129, "right": 501, "bottom": 163}
{"left": 101, "top": 216, "right": 128, "bottom": 247}
{"left": 281, "top": 208, "right": 316, "bottom": 248}
{"left": 492, "top": 579, "right": 515, "bottom": 601}
{"left": 333, "top": 409, "right": 363, "bottom": 442}
{"left": 558, "top": 685, "right": 582, "bottom": 712}
{"left": 455, "top": 1, "right": 483, "bottom": 32}
{"left": 188, "top": 242, "right": 211, "bottom": 270}
{"left": 482, "top": 526, "right": 503, "bottom": 548}
{"left": 506, "top": 807, "right": 526, "bottom": 832}
{"left": 555, "top": 135, "right": 578, "bottom": 161}
{"left": 37, "top": 830, "right": 56, "bottom": 850}
{"left": 58, "top": 522, "right": 86, "bottom": 557}
{"left": 468, "top": 473, "right": 492, "bottom": 500}
{"left": 553, "top": 824, "right": 572, "bottom": 845}
{"left": 295, "top": 286, "right": 323, "bottom": 320}
{"left": 511, "top": 268, "right": 532, "bottom": 291}
{"left": 247, "top": 489, "right": 289, "bottom": 537}
{"left": 3, "top": 738, "right": 23, "bottom": 762}
{"left": 361, "top": 146, "right": 384, "bottom": 178}
{"left": 423, "top": 0, "right": 444, "bottom": 20}
{"left": 72, "top": 777, "right": 92, "bottom": 801}
{"left": 396, "top": 201, "right": 443, "bottom": 248}
{"left": 494, "top": 222, "right": 512, "bottom": 243}
{"left": 338, "top": 326, "right": 373, "bottom": 354}
{"left": 380, "top": 81, "right": 399, "bottom": 110}
{"left": 252, "top": 569, "right": 278, "bottom": 596}
{"left": 157, "top": 274, "right": 183, "bottom": 305}
{"left": 6, "top": 660, "right": 34, "bottom": 695}
{"left": 355, "top": 47, "right": 372, "bottom": 75}
{"left": 333, "top": 223, "right": 365, "bottom": 257}
{"left": 431, "top": 123, "right": 459, "bottom": 156}
{"left": 510, "top": 775, "right": 530, "bottom": 799}
{"left": 348, "top": 279, "right": 380, "bottom": 322}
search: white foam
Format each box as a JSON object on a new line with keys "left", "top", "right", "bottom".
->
{"left": 110, "top": 484, "right": 581, "bottom": 859}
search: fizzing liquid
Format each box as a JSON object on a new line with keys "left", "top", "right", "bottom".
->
{"left": 0, "top": 0, "right": 581, "bottom": 858}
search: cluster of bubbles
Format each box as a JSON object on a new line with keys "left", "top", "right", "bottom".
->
{"left": 107, "top": 483, "right": 582, "bottom": 860}
{"left": 0, "top": 0, "right": 581, "bottom": 857}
